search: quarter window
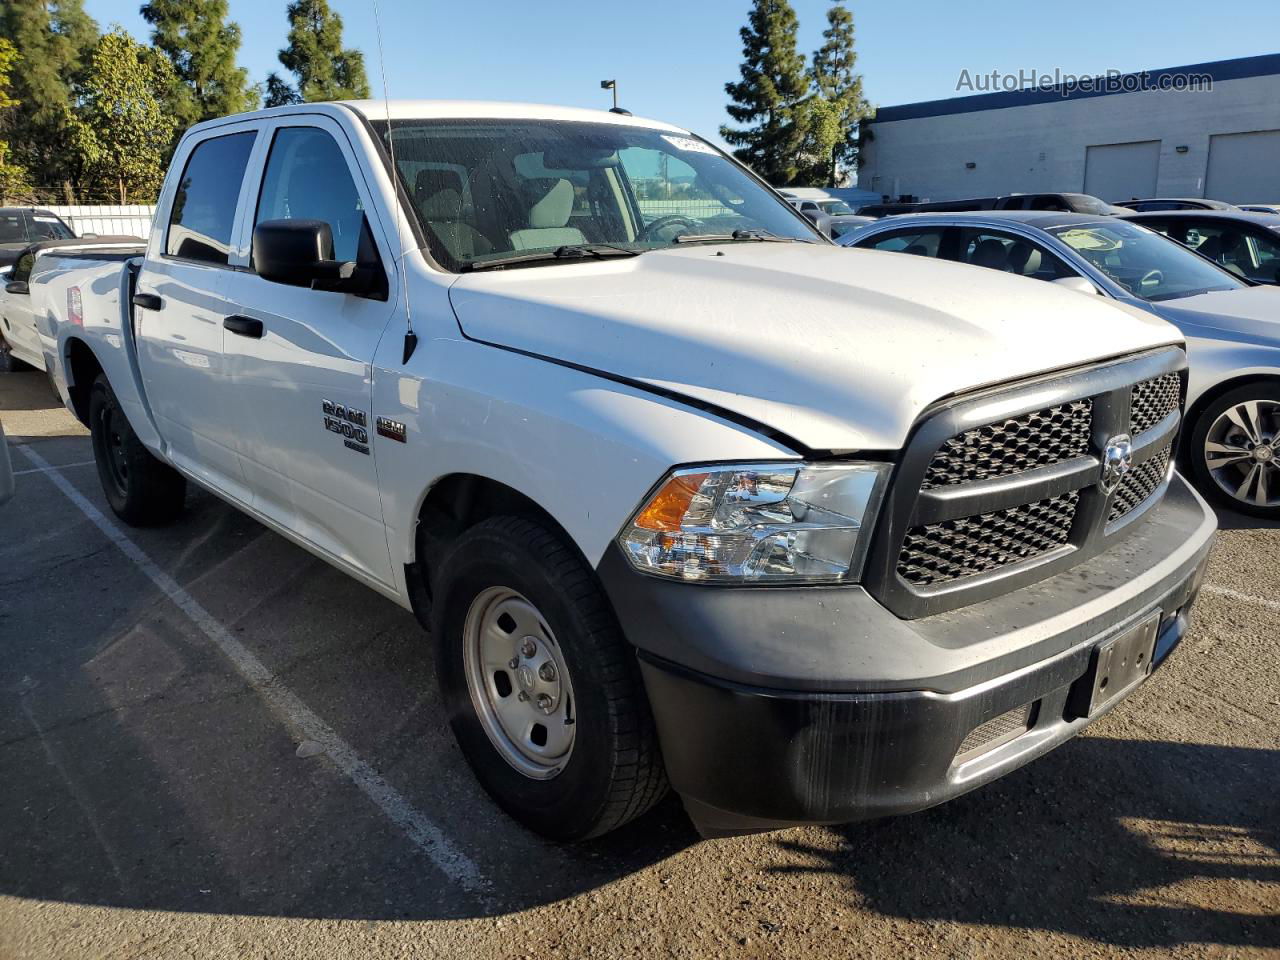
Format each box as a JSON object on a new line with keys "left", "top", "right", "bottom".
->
{"left": 166, "top": 131, "right": 256, "bottom": 264}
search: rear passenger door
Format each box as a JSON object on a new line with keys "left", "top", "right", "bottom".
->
{"left": 135, "top": 126, "right": 258, "bottom": 500}
{"left": 220, "top": 116, "right": 398, "bottom": 587}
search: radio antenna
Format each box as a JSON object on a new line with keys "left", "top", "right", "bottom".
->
{"left": 372, "top": 0, "right": 417, "bottom": 363}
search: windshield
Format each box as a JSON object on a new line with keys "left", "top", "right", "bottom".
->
{"left": 1047, "top": 221, "right": 1247, "bottom": 301}
{"left": 26, "top": 213, "right": 73, "bottom": 241}
{"left": 1067, "top": 195, "right": 1111, "bottom": 215}
{"left": 377, "top": 119, "right": 820, "bottom": 270}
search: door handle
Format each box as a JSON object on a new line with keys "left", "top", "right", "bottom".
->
{"left": 132, "top": 293, "right": 163, "bottom": 311}
{"left": 223, "top": 315, "right": 264, "bottom": 338}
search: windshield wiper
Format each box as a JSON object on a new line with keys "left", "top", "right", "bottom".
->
{"left": 672, "top": 229, "right": 813, "bottom": 244}
{"left": 461, "top": 244, "right": 641, "bottom": 272}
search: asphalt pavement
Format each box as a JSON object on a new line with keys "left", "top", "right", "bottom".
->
{"left": 1, "top": 368, "right": 1276, "bottom": 959}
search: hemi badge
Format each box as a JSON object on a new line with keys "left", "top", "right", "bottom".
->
{"left": 377, "top": 417, "right": 407, "bottom": 443}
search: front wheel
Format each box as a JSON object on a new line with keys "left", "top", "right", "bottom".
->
{"left": 431, "top": 516, "right": 667, "bottom": 840}
{"left": 89, "top": 374, "right": 187, "bottom": 526}
{"left": 1187, "top": 383, "right": 1280, "bottom": 518}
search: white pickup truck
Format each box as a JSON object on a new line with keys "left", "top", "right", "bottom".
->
{"left": 37, "top": 100, "right": 1216, "bottom": 839}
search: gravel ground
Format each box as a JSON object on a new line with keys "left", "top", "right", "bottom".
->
{"left": 1, "top": 369, "right": 1276, "bottom": 959}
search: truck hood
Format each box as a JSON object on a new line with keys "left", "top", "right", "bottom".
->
{"left": 447, "top": 244, "right": 1180, "bottom": 451}
{"left": 1148, "top": 285, "right": 1280, "bottom": 343}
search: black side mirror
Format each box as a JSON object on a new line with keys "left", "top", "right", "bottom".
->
{"left": 801, "top": 209, "right": 835, "bottom": 240}
{"left": 5, "top": 280, "right": 28, "bottom": 296}
{"left": 253, "top": 219, "right": 376, "bottom": 295}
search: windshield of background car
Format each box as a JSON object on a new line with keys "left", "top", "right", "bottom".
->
{"left": 26, "top": 213, "right": 73, "bottom": 241}
{"left": 377, "top": 119, "right": 820, "bottom": 269}
{"left": 1047, "top": 221, "right": 1248, "bottom": 301}
{"left": 820, "top": 200, "right": 856, "bottom": 215}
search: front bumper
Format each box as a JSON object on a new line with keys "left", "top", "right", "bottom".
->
{"left": 599, "top": 473, "right": 1216, "bottom": 836}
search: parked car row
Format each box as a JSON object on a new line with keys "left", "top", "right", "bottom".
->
{"left": 856, "top": 193, "right": 1272, "bottom": 219}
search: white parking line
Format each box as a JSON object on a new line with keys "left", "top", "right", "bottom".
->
{"left": 11, "top": 458, "right": 97, "bottom": 477}
{"left": 1203, "top": 583, "right": 1280, "bottom": 614}
{"left": 15, "top": 443, "right": 487, "bottom": 895}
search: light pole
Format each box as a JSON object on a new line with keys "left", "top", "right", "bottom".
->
{"left": 600, "top": 79, "right": 618, "bottom": 111}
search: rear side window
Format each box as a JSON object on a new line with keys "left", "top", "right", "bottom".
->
{"left": 254, "top": 126, "right": 367, "bottom": 263}
{"left": 166, "top": 131, "right": 256, "bottom": 264}
{"left": 954, "top": 228, "right": 1075, "bottom": 280}
{"left": 862, "top": 229, "right": 945, "bottom": 257}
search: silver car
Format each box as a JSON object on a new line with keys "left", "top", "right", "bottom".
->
{"left": 841, "top": 211, "right": 1280, "bottom": 518}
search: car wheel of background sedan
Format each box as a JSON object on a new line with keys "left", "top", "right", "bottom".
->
{"left": 88, "top": 373, "right": 187, "bottom": 526}
{"left": 431, "top": 515, "right": 668, "bottom": 840}
{"left": 1188, "top": 383, "right": 1280, "bottom": 518}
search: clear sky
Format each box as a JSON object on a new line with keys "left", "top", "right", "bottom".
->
{"left": 84, "top": 0, "right": 1280, "bottom": 147}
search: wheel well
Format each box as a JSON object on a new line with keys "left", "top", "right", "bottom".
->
{"left": 64, "top": 338, "right": 103, "bottom": 425}
{"left": 406, "top": 474, "right": 584, "bottom": 623}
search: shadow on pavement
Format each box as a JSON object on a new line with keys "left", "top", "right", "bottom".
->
{"left": 771, "top": 737, "right": 1279, "bottom": 950}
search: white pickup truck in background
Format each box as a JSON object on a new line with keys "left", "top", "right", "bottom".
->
{"left": 32, "top": 100, "right": 1216, "bottom": 839}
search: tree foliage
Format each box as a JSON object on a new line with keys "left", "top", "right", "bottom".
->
{"left": 140, "top": 0, "right": 258, "bottom": 130}
{"left": 267, "top": 0, "right": 370, "bottom": 107}
{"left": 0, "top": 37, "right": 34, "bottom": 202}
{"left": 65, "top": 28, "right": 176, "bottom": 203}
{"left": 720, "top": 0, "right": 809, "bottom": 185}
{"left": 0, "top": 0, "right": 98, "bottom": 192}
{"left": 809, "top": 3, "right": 872, "bottom": 183}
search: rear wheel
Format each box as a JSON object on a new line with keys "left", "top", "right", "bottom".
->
{"left": 432, "top": 516, "right": 667, "bottom": 840}
{"left": 1187, "top": 383, "right": 1280, "bottom": 519}
{"left": 89, "top": 374, "right": 186, "bottom": 525}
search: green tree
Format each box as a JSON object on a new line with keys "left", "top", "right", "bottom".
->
{"left": 267, "top": 0, "right": 370, "bottom": 106}
{"left": 809, "top": 2, "right": 872, "bottom": 184}
{"left": 0, "top": 37, "right": 34, "bottom": 202}
{"left": 141, "top": 0, "right": 258, "bottom": 130}
{"left": 65, "top": 28, "right": 176, "bottom": 203}
{"left": 0, "top": 0, "right": 98, "bottom": 196}
{"left": 720, "top": 0, "right": 810, "bottom": 185}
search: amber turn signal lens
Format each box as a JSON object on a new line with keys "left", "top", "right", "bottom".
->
{"left": 632, "top": 472, "right": 709, "bottom": 531}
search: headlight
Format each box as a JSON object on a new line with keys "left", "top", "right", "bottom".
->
{"left": 618, "top": 461, "right": 890, "bottom": 583}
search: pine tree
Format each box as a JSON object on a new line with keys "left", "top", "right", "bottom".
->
{"left": 269, "top": 0, "right": 371, "bottom": 106}
{"left": 720, "top": 0, "right": 810, "bottom": 185}
{"left": 141, "top": 0, "right": 258, "bottom": 130}
{"left": 65, "top": 29, "right": 176, "bottom": 203}
{"left": 809, "top": 2, "right": 872, "bottom": 184}
{"left": 0, "top": 0, "right": 98, "bottom": 196}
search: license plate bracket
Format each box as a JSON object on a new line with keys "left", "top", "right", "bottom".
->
{"left": 1068, "top": 613, "right": 1161, "bottom": 719}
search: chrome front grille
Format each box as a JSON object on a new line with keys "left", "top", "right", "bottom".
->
{"left": 1131, "top": 373, "right": 1181, "bottom": 436}
{"left": 864, "top": 350, "right": 1188, "bottom": 619}
{"left": 898, "top": 492, "right": 1079, "bottom": 586}
{"left": 922, "top": 399, "right": 1092, "bottom": 488}
{"left": 1110, "top": 446, "right": 1172, "bottom": 523}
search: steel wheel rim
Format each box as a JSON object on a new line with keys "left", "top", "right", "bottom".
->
{"left": 462, "top": 586, "right": 575, "bottom": 780}
{"left": 1204, "top": 398, "right": 1280, "bottom": 509}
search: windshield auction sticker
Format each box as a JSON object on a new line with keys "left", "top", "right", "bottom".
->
{"left": 661, "top": 135, "right": 719, "bottom": 155}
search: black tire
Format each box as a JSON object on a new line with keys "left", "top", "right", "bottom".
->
{"left": 1186, "top": 381, "right": 1280, "bottom": 519}
{"left": 89, "top": 374, "right": 186, "bottom": 526}
{"left": 431, "top": 515, "right": 668, "bottom": 840}
{"left": 0, "top": 343, "right": 33, "bottom": 373}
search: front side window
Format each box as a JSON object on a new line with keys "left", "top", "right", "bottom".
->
{"left": 166, "top": 131, "right": 256, "bottom": 264}
{"left": 255, "top": 126, "right": 369, "bottom": 264}
{"left": 1049, "top": 220, "right": 1247, "bottom": 301}
{"left": 379, "top": 120, "right": 819, "bottom": 270}
{"left": 954, "top": 229, "right": 1074, "bottom": 280}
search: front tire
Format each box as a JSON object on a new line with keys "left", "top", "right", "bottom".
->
{"left": 89, "top": 374, "right": 186, "bottom": 526}
{"left": 431, "top": 516, "right": 667, "bottom": 840}
{"left": 1187, "top": 382, "right": 1280, "bottom": 519}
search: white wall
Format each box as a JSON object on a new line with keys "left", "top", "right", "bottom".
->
{"left": 860, "top": 74, "right": 1280, "bottom": 203}
{"left": 43, "top": 204, "right": 157, "bottom": 239}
